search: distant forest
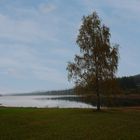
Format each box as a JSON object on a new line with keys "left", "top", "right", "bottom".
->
{"left": 46, "top": 74, "right": 140, "bottom": 95}
{"left": 117, "top": 74, "right": 140, "bottom": 94}
{"left": 13, "top": 74, "right": 140, "bottom": 96}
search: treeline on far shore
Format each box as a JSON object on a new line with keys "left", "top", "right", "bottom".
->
{"left": 117, "top": 74, "right": 140, "bottom": 94}
{"left": 10, "top": 74, "right": 140, "bottom": 96}
{"left": 47, "top": 74, "right": 140, "bottom": 95}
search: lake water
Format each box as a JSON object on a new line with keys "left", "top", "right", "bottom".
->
{"left": 0, "top": 95, "right": 94, "bottom": 108}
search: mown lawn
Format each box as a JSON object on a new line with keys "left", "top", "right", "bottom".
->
{"left": 0, "top": 107, "right": 140, "bottom": 140}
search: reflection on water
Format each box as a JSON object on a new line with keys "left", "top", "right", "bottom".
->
{"left": 0, "top": 95, "right": 95, "bottom": 108}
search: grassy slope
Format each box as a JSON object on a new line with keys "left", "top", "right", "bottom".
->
{"left": 0, "top": 107, "right": 140, "bottom": 140}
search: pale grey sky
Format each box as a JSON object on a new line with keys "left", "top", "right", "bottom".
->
{"left": 0, "top": 0, "right": 139, "bottom": 94}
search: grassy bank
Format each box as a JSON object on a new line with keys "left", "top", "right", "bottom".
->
{"left": 0, "top": 107, "right": 140, "bottom": 140}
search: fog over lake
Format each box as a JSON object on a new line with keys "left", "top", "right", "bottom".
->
{"left": 0, "top": 95, "right": 94, "bottom": 108}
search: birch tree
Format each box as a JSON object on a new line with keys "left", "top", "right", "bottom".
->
{"left": 67, "top": 12, "right": 119, "bottom": 110}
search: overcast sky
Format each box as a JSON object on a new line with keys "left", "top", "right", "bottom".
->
{"left": 0, "top": 0, "right": 140, "bottom": 94}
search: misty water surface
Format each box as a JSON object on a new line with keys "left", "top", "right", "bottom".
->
{"left": 0, "top": 95, "right": 94, "bottom": 108}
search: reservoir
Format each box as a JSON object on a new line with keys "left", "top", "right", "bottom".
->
{"left": 0, "top": 95, "right": 94, "bottom": 108}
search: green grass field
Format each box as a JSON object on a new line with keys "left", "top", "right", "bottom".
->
{"left": 0, "top": 107, "right": 140, "bottom": 140}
